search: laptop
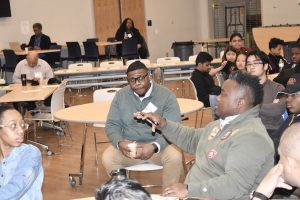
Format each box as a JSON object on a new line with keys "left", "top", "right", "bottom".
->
{"left": 9, "top": 42, "right": 23, "bottom": 52}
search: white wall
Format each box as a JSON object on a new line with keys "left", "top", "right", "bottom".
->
{"left": 144, "top": 0, "right": 203, "bottom": 62}
{"left": 261, "top": 0, "right": 300, "bottom": 26}
{"left": 0, "top": 0, "right": 95, "bottom": 50}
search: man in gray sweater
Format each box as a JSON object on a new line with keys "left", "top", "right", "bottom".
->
{"left": 135, "top": 72, "right": 274, "bottom": 199}
{"left": 246, "top": 50, "right": 286, "bottom": 140}
{"left": 103, "top": 61, "right": 183, "bottom": 188}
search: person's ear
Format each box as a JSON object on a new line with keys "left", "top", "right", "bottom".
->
{"left": 237, "top": 98, "right": 245, "bottom": 108}
{"left": 263, "top": 63, "right": 269, "bottom": 71}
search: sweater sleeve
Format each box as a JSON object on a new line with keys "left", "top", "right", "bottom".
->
{"left": 105, "top": 93, "right": 124, "bottom": 147}
{"left": 161, "top": 120, "right": 207, "bottom": 154}
{"left": 260, "top": 82, "right": 286, "bottom": 117}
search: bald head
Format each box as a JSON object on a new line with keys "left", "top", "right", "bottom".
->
{"left": 279, "top": 123, "right": 300, "bottom": 161}
{"left": 26, "top": 51, "right": 39, "bottom": 68}
{"left": 278, "top": 123, "right": 300, "bottom": 187}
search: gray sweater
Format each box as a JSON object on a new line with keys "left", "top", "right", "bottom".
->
{"left": 105, "top": 82, "right": 181, "bottom": 150}
{"left": 161, "top": 106, "right": 274, "bottom": 200}
{"left": 260, "top": 79, "right": 285, "bottom": 131}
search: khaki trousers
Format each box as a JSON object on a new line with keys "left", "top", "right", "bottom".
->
{"left": 102, "top": 144, "right": 183, "bottom": 188}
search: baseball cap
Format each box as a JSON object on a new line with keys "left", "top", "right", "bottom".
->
{"left": 278, "top": 74, "right": 300, "bottom": 96}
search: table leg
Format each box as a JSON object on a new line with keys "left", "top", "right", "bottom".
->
{"left": 69, "top": 123, "right": 88, "bottom": 185}
{"left": 160, "top": 68, "right": 164, "bottom": 85}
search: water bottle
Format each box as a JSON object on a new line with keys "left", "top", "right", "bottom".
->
{"left": 110, "top": 168, "right": 127, "bottom": 180}
{"left": 279, "top": 59, "right": 284, "bottom": 71}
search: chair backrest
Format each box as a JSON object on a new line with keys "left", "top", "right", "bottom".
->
{"left": 185, "top": 78, "right": 198, "bottom": 100}
{"left": 105, "top": 37, "right": 118, "bottom": 57}
{"left": 100, "top": 60, "right": 123, "bottom": 69}
{"left": 122, "top": 37, "right": 139, "bottom": 59}
{"left": 93, "top": 88, "right": 121, "bottom": 102}
{"left": 68, "top": 62, "right": 93, "bottom": 70}
{"left": 156, "top": 57, "right": 180, "bottom": 64}
{"left": 126, "top": 59, "right": 150, "bottom": 66}
{"left": 188, "top": 55, "right": 197, "bottom": 62}
{"left": 47, "top": 44, "right": 62, "bottom": 68}
{"left": 51, "top": 82, "right": 67, "bottom": 117}
{"left": 66, "top": 42, "right": 82, "bottom": 60}
{"left": 86, "top": 38, "right": 99, "bottom": 42}
{"left": 82, "top": 41, "right": 99, "bottom": 60}
{"left": 3, "top": 49, "right": 18, "bottom": 71}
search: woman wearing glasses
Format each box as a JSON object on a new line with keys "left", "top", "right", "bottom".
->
{"left": 0, "top": 105, "right": 43, "bottom": 200}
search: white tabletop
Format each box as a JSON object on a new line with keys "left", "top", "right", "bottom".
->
{"left": 55, "top": 98, "right": 203, "bottom": 124}
{"left": 0, "top": 84, "right": 58, "bottom": 103}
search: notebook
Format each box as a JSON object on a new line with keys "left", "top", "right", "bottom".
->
{"left": 9, "top": 42, "right": 23, "bottom": 52}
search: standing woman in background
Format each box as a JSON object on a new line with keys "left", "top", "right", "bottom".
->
{"left": 115, "top": 18, "right": 149, "bottom": 58}
{"left": 0, "top": 105, "right": 43, "bottom": 200}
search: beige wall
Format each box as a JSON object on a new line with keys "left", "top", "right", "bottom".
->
{"left": 145, "top": 0, "right": 200, "bottom": 62}
{"left": 0, "top": 0, "right": 95, "bottom": 49}
{"left": 261, "top": 0, "right": 300, "bottom": 26}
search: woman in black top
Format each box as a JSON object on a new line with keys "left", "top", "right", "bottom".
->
{"left": 115, "top": 18, "right": 149, "bottom": 58}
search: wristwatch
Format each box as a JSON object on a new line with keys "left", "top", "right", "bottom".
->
{"left": 250, "top": 191, "right": 269, "bottom": 200}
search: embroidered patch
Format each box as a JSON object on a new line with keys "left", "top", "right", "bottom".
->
{"left": 220, "top": 131, "right": 232, "bottom": 140}
{"left": 208, "top": 127, "right": 220, "bottom": 140}
{"left": 220, "top": 129, "right": 239, "bottom": 140}
{"left": 207, "top": 149, "right": 218, "bottom": 159}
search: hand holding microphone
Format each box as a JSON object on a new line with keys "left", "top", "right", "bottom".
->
{"left": 133, "top": 112, "right": 166, "bottom": 135}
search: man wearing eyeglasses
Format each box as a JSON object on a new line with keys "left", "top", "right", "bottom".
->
{"left": 246, "top": 51, "right": 286, "bottom": 146}
{"left": 102, "top": 61, "right": 183, "bottom": 188}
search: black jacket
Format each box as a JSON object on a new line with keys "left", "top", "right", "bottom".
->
{"left": 191, "top": 69, "right": 216, "bottom": 107}
{"left": 273, "top": 64, "right": 300, "bottom": 87}
{"left": 28, "top": 34, "right": 51, "bottom": 49}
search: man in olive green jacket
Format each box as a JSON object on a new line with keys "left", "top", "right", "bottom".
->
{"left": 135, "top": 72, "right": 274, "bottom": 200}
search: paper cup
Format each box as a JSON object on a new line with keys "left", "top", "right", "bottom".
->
{"left": 127, "top": 142, "right": 137, "bottom": 158}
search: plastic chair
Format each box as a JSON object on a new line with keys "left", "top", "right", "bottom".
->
{"left": 86, "top": 38, "right": 99, "bottom": 42}
{"left": 126, "top": 59, "right": 150, "bottom": 66}
{"left": 188, "top": 55, "right": 197, "bottom": 62}
{"left": 100, "top": 60, "right": 123, "bottom": 69}
{"left": 105, "top": 37, "right": 118, "bottom": 59}
{"left": 28, "top": 81, "right": 71, "bottom": 153}
{"left": 122, "top": 37, "right": 139, "bottom": 61}
{"left": 67, "top": 63, "right": 94, "bottom": 104}
{"left": 125, "top": 163, "right": 163, "bottom": 188}
{"left": 157, "top": 57, "right": 189, "bottom": 94}
{"left": 2, "top": 49, "right": 19, "bottom": 84}
{"left": 46, "top": 44, "right": 62, "bottom": 68}
{"left": 156, "top": 56, "right": 180, "bottom": 64}
{"left": 93, "top": 88, "right": 121, "bottom": 165}
{"left": 65, "top": 42, "right": 82, "bottom": 65}
{"left": 82, "top": 41, "right": 100, "bottom": 66}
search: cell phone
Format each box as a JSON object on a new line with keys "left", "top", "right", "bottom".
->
{"left": 222, "top": 61, "right": 235, "bottom": 74}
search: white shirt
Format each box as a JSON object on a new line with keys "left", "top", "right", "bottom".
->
{"left": 12, "top": 58, "right": 54, "bottom": 84}
{"left": 219, "top": 114, "right": 239, "bottom": 130}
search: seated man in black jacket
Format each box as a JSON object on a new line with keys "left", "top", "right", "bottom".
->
{"left": 28, "top": 23, "right": 51, "bottom": 50}
{"left": 191, "top": 52, "right": 223, "bottom": 119}
{"left": 274, "top": 42, "right": 300, "bottom": 86}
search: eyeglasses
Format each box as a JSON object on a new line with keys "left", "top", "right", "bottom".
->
{"left": 0, "top": 122, "right": 29, "bottom": 131}
{"left": 127, "top": 73, "right": 148, "bottom": 84}
{"left": 246, "top": 62, "right": 263, "bottom": 67}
